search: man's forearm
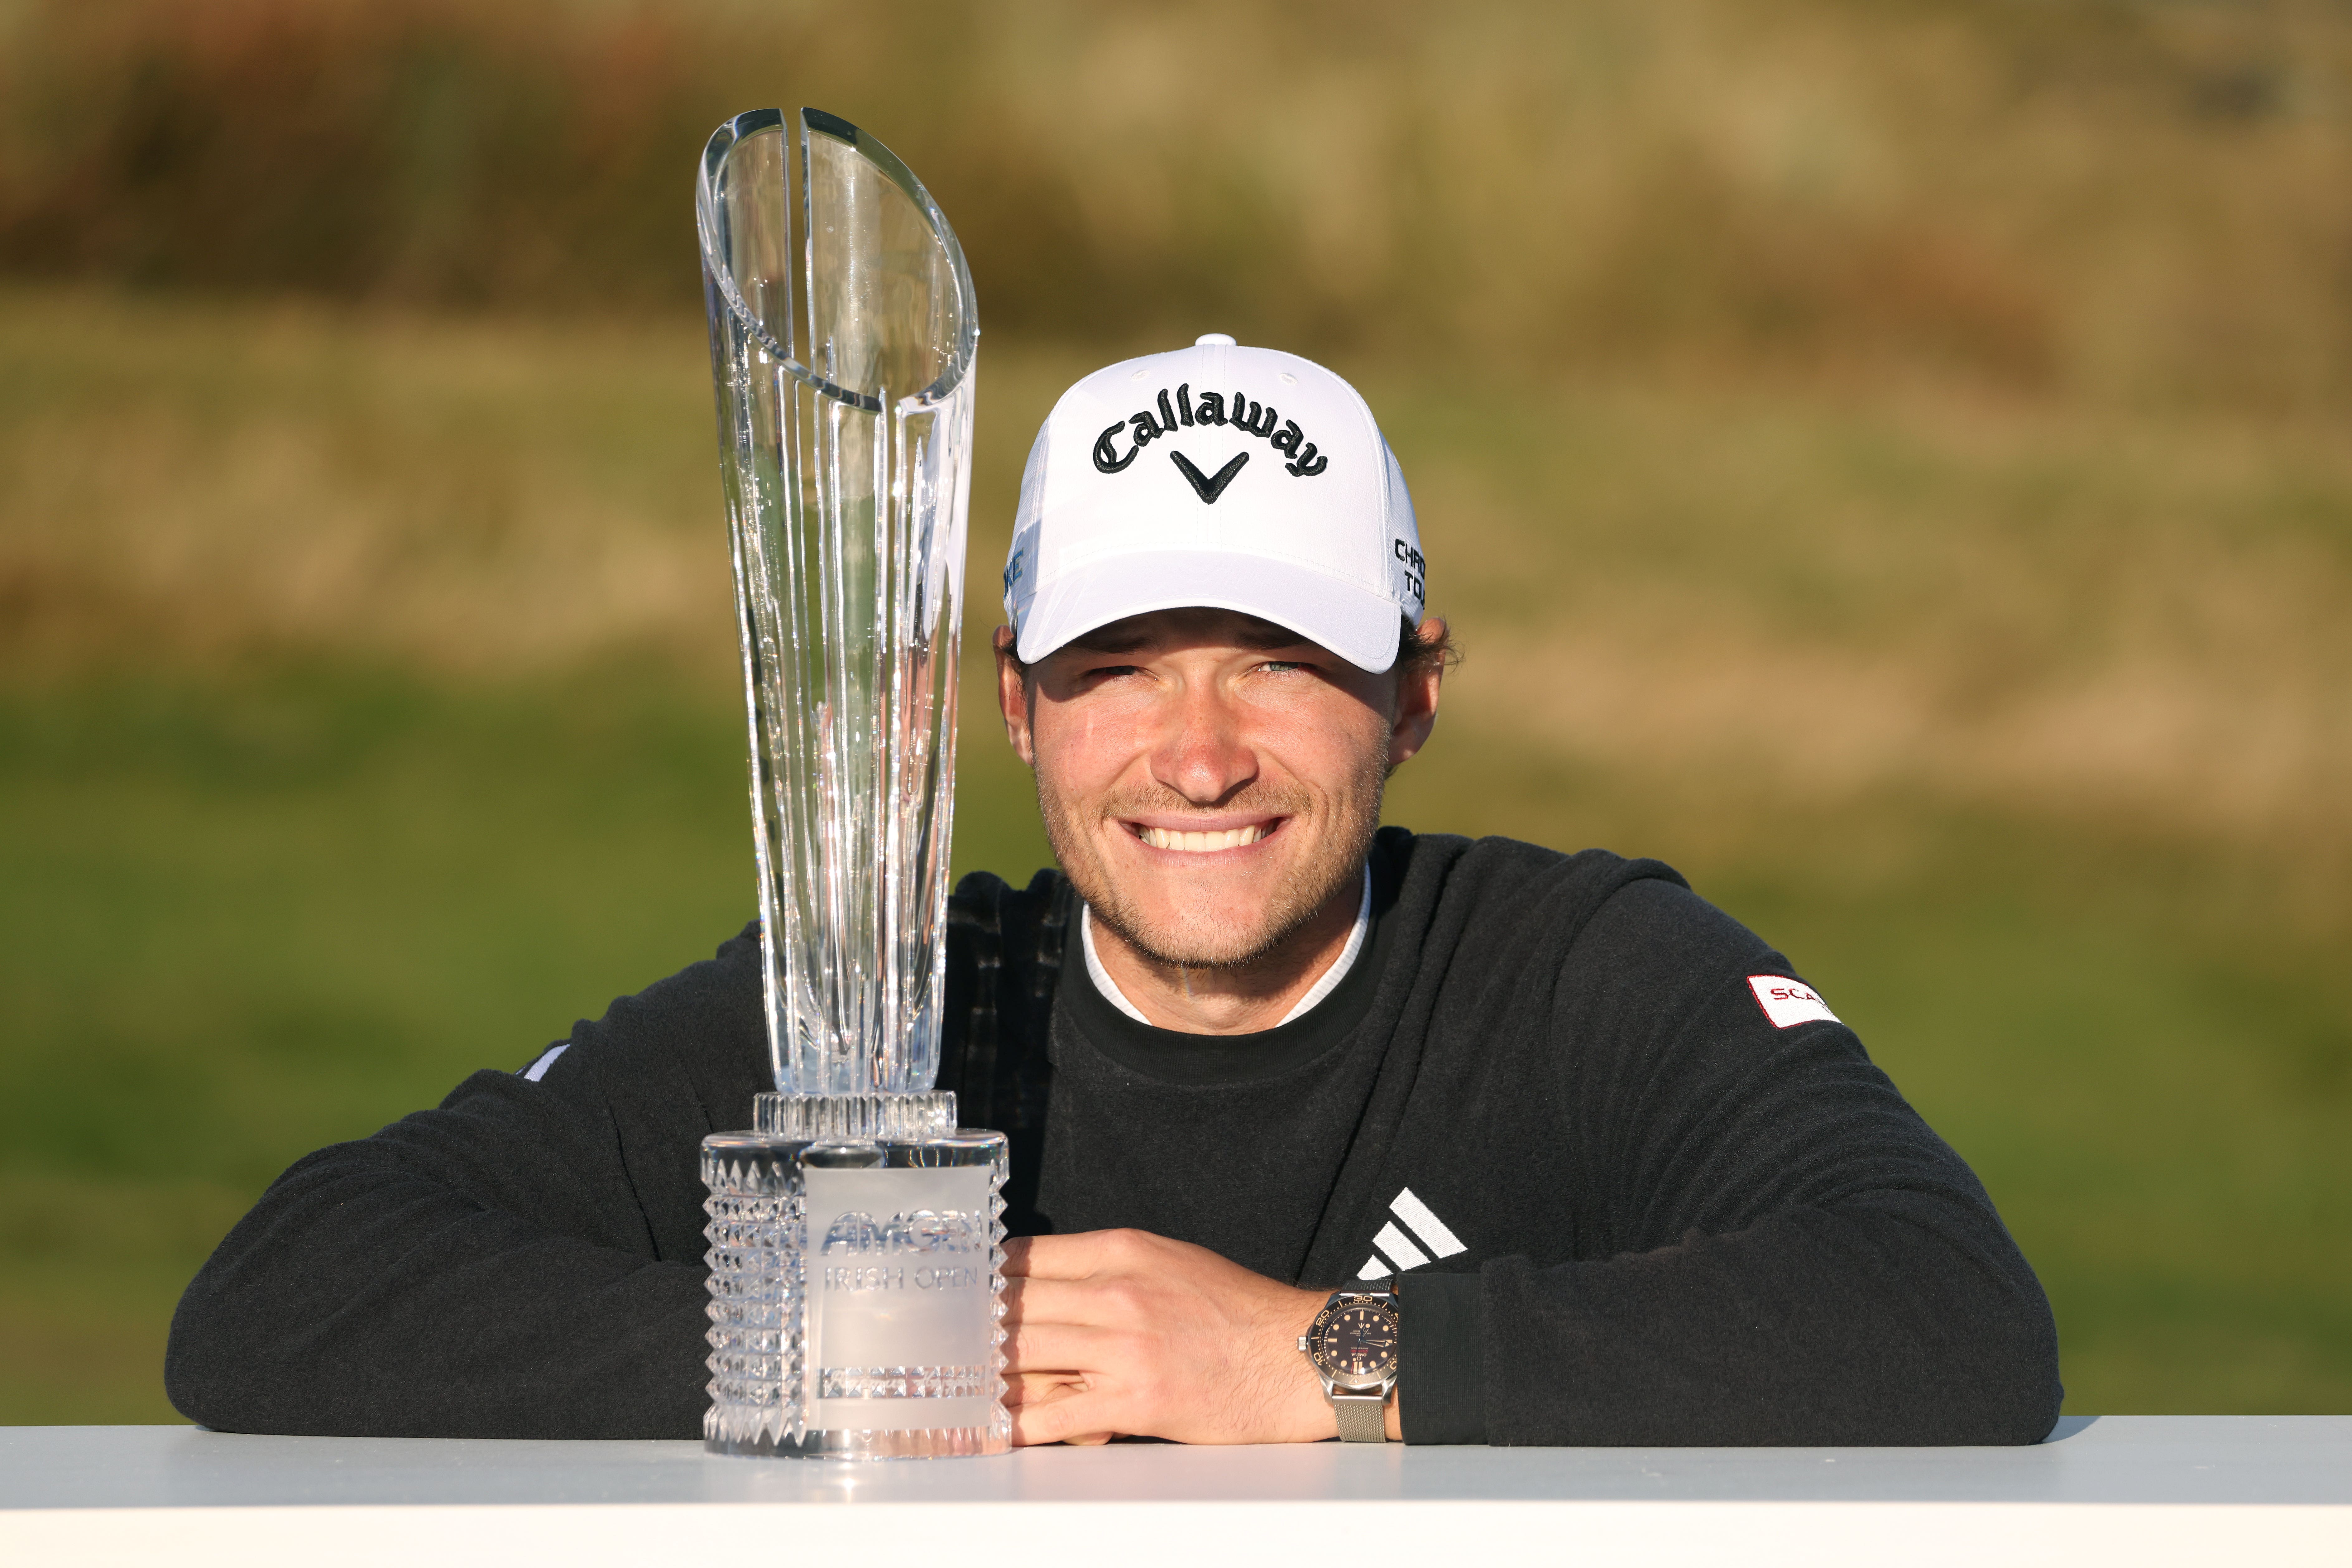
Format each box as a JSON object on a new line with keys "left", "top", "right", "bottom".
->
{"left": 168, "top": 1139, "right": 710, "bottom": 1439}
{"left": 1471, "top": 1202, "right": 2061, "bottom": 1446}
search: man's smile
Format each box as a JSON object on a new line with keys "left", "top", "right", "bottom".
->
{"left": 1126, "top": 818, "right": 1284, "bottom": 854}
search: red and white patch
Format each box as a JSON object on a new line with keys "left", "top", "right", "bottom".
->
{"left": 1747, "top": 975, "right": 1840, "bottom": 1029}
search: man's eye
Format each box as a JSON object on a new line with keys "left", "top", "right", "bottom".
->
{"left": 1257, "top": 660, "right": 1305, "bottom": 674}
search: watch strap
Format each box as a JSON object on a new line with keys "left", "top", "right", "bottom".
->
{"left": 1332, "top": 1390, "right": 1389, "bottom": 1442}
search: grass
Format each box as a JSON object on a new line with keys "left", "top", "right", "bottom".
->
{"left": 1, "top": 286, "right": 2346, "bottom": 1422}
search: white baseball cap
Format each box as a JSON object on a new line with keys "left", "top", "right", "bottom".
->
{"left": 1002, "top": 334, "right": 1426, "bottom": 673}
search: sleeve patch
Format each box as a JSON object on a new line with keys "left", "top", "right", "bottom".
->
{"left": 1747, "top": 976, "right": 1840, "bottom": 1029}
{"left": 520, "top": 1043, "right": 570, "bottom": 1081}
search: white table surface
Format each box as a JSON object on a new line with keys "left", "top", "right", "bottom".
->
{"left": 5, "top": 1417, "right": 2347, "bottom": 1566}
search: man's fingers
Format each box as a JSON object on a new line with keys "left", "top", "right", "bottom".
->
{"left": 1001, "top": 1370, "right": 1087, "bottom": 1410}
{"left": 1002, "top": 1275, "right": 1141, "bottom": 1331}
{"left": 1002, "top": 1319, "right": 1123, "bottom": 1377}
{"left": 1000, "top": 1228, "right": 1155, "bottom": 1280}
{"left": 1008, "top": 1386, "right": 1130, "bottom": 1448}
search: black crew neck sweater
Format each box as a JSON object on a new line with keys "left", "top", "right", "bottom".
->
{"left": 166, "top": 829, "right": 2062, "bottom": 1445}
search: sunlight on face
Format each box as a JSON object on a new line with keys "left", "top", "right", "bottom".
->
{"left": 1021, "top": 609, "right": 1397, "bottom": 969}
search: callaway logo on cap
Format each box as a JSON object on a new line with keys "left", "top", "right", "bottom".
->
{"left": 1003, "top": 334, "right": 1426, "bottom": 673}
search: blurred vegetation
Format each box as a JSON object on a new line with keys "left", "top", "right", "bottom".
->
{"left": 2, "top": 0, "right": 2349, "bottom": 1424}
{"left": 5, "top": 0, "right": 2352, "bottom": 400}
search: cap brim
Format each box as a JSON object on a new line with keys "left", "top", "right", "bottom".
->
{"left": 1015, "top": 551, "right": 1402, "bottom": 673}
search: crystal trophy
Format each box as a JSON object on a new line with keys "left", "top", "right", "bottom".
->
{"left": 695, "top": 108, "right": 1004, "bottom": 1459}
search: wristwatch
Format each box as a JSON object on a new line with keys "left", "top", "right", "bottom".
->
{"left": 1298, "top": 1277, "right": 1401, "bottom": 1441}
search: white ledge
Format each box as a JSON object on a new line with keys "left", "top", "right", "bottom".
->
{"left": 5, "top": 1417, "right": 2347, "bottom": 1566}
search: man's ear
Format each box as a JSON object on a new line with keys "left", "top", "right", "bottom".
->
{"left": 1387, "top": 616, "right": 1446, "bottom": 770}
{"left": 993, "top": 625, "right": 1037, "bottom": 768}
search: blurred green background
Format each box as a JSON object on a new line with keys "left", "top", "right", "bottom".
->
{"left": 2, "top": 0, "right": 2348, "bottom": 1423}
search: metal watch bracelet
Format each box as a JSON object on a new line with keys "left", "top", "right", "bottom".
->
{"left": 1332, "top": 1389, "right": 1390, "bottom": 1442}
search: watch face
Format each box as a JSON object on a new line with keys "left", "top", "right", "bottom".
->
{"left": 1310, "top": 1297, "right": 1400, "bottom": 1386}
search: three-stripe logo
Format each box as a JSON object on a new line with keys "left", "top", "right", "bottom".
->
{"left": 1355, "top": 1187, "right": 1466, "bottom": 1280}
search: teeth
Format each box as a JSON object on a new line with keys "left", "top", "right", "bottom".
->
{"left": 1140, "top": 824, "right": 1267, "bottom": 852}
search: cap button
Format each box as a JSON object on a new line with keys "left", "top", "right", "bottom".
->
{"left": 1194, "top": 333, "right": 1237, "bottom": 347}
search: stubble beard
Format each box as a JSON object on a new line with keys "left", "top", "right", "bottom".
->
{"left": 1036, "top": 750, "right": 1389, "bottom": 972}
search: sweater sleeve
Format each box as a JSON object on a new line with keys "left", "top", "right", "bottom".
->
{"left": 1473, "top": 879, "right": 2062, "bottom": 1446}
{"left": 163, "top": 923, "right": 769, "bottom": 1438}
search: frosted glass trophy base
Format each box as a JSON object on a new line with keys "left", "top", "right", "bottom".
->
{"left": 702, "top": 1093, "right": 1009, "bottom": 1460}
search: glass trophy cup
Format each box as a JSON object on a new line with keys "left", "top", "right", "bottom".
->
{"left": 695, "top": 108, "right": 1004, "bottom": 1459}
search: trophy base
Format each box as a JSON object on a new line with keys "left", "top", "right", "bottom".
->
{"left": 705, "top": 1423, "right": 1011, "bottom": 1460}
{"left": 755, "top": 1091, "right": 954, "bottom": 1140}
{"left": 702, "top": 1093, "right": 1009, "bottom": 1461}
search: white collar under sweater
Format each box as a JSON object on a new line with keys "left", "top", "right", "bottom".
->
{"left": 1079, "top": 864, "right": 1373, "bottom": 1029}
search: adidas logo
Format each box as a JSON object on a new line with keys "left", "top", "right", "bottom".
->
{"left": 1354, "top": 1187, "right": 1466, "bottom": 1281}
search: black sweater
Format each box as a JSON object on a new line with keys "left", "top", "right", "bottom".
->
{"left": 166, "top": 829, "right": 2062, "bottom": 1444}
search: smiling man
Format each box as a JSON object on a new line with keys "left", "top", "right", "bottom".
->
{"left": 167, "top": 336, "right": 2063, "bottom": 1448}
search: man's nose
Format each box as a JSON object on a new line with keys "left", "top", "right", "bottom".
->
{"left": 1150, "top": 682, "right": 1257, "bottom": 805}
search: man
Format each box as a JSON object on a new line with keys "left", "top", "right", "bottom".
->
{"left": 167, "top": 335, "right": 2062, "bottom": 1446}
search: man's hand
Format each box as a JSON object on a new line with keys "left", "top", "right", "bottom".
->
{"left": 1002, "top": 1230, "right": 1355, "bottom": 1446}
